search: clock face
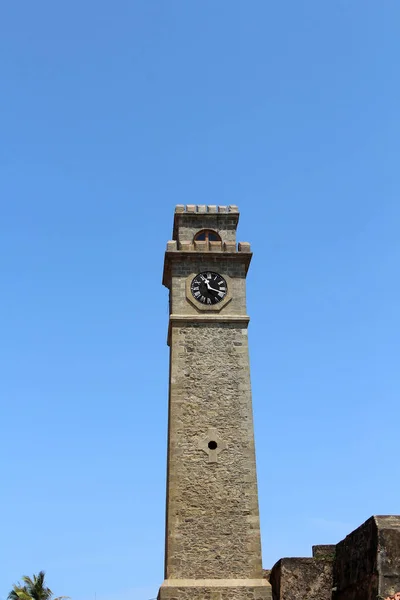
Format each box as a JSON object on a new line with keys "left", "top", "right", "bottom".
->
{"left": 190, "top": 272, "right": 228, "bottom": 305}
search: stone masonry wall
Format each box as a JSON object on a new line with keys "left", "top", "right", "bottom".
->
{"left": 269, "top": 546, "right": 335, "bottom": 600}
{"left": 172, "top": 204, "right": 240, "bottom": 246}
{"left": 175, "top": 214, "right": 239, "bottom": 244}
{"left": 333, "top": 516, "right": 378, "bottom": 600}
{"left": 333, "top": 516, "right": 400, "bottom": 600}
{"left": 377, "top": 516, "right": 400, "bottom": 599}
{"left": 170, "top": 259, "right": 247, "bottom": 316}
{"left": 165, "top": 322, "right": 263, "bottom": 580}
{"left": 270, "top": 517, "right": 400, "bottom": 600}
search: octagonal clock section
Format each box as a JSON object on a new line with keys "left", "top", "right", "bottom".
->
{"left": 185, "top": 271, "right": 233, "bottom": 311}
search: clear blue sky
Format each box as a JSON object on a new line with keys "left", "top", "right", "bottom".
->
{"left": 1, "top": 2, "right": 399, "bottom": 599}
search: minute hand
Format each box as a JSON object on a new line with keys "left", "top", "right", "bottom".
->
{"left": 208, "top": 286, "right": 223, "bottom": 293}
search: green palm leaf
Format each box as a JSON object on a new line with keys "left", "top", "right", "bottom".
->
{"left": 8, "top": 572, "right": 69, "bottom": 600}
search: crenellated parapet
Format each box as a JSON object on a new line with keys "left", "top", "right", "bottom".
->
{"left": 165, "top": 239, "right": 251, "bottom": 252}
{"left": 174, "top": 204, "right": 239, "bottom": 214}
{"left": 167, "top": 204, "right": 250, "bottom": 253}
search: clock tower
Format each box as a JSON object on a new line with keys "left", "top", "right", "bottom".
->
{"left": 159, "top": 205, "right": 271, "bottom": 600}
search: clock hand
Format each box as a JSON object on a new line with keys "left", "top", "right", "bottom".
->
{"left": 208, "top": 286, "right": 222, "bottom": 293}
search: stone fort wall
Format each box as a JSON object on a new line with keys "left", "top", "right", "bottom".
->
{"left": 269, "top": 516, "right": 400, "bottom": 600}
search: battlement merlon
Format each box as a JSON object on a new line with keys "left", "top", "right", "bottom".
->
{"left": 172, "top": 204, "right": 240, "bottom": 244}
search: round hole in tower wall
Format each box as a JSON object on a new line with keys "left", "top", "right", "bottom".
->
{"left": 208, "top": 441, "right": 218, "bottom": 450}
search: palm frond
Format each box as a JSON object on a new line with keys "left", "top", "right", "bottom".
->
{"left": 19, "top": 571, "right": 49, "bottom": 600}
{"left": 8, "top": 585, "right": 33, "bottom": 600}
{"left": 21, "top": 576, "right": 34, "bottom": 590}
{"left": 16, "top": 591, "right": 33, "bottom": 600}
{"left": 9, "top": 572, "right": 67, "bottom": 600}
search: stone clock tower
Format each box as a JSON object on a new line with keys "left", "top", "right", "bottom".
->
{"left": 159, "top": 205, "right": 271, "bottom": 600}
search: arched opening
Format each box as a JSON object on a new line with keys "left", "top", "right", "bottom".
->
{"left": 194, "top": 229, "right": 221, "bottom": 243}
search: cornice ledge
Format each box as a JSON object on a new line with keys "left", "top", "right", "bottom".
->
{"left": 169, "top": 314, "right": 250, "bottom": 324}
{"left": 164, "top": 251, "right": 253, "bottom": 259}
{"left": 161, "top": 578, "right": 270, "bottom": 588}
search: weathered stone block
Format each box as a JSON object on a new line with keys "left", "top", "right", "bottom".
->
{"left": 209, "top": 240, "right": 222, "bottom": 252}
{"left": 207, "top": 205, "right": 217, "bottom": 213}
{"left": 175, "top": 205, "right": 185, "bottom": 213}
{"left": 167, "top": 240, "right": 178, "bottom": 251}
{"left": 186, "top": 204, "right": 196, "bottom": 213}
{"left": 270, "top": 556, "right": 334, "bottom": 600}
{"left": 179, "top": 241, "right": 193, "bottom": 251}
{"left": 238, "top": 242, "right": 251, "bottom": 253}
{"left": 194, "top": 240, "right": 208, "bottom": 252}
{"left": 197, "top": 205, "right": 207, "bottom": 213}
{"left": 312, "top": 545, "right": 336, "bottom": 559}
{"left": 224, "top": 241, "right": 236, "bottom": 252}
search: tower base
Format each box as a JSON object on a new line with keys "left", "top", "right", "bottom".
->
{"left": 158, "top": 579, "right": 272, "bottom": 600}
